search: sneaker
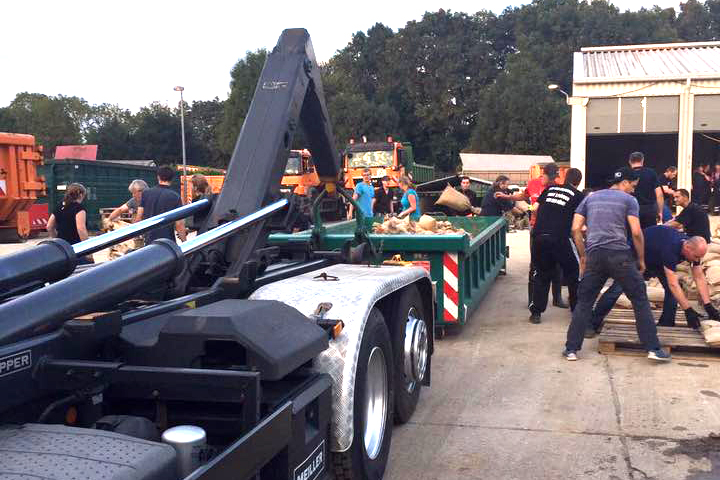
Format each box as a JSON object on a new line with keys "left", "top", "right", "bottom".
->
{"left": 647, "top": 349, "right": 672, "bottom": 362}
{"left": 563, "top": 350, "right": 578, "bottom": 361}
{"left": 529, "top": 312, "right": 541, "bottom": 324}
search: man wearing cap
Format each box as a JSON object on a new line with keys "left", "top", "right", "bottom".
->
{"left": 628, "top": 151, "right": 664, "bottom": 228}
{"left": 496, "top": 163, "right": 567, "bottom": 309}
{"left": 563, "top": 167, "right": 670, "bottom": 362}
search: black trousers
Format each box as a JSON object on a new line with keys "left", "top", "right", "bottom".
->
{"left": 528, "top": 235, "right": 562, "bottom": 306}
{"left": 529, "top": 234, "right": 579, "bottom": 314}
{"left": 566, "top": 248, "right": 661, "bottom": 352}
{"left": 638, "top": 203, "right": 658, "bottom": 230}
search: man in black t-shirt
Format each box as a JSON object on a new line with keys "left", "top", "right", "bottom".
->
{"left": 665, "top": 188, "right": 711, "bottom": 242}
{"left": 456, "top": 176, "right": 478, "bottom": 215}
{"left": 373, "top": 176, "right": 395, "bottom": 215}
{"left": 660, "top": 166, "right": 677, "bottom": 221}
{"left": 528, "top": 168, "right": 585, "bottom": 323}
{"left": 479, "top": 175, "right": 513, "bottom": 217}
{"left": 137, "top": 166, "right": 187, "bottom": 243}
{"left": 628, "top": 151, "right": 663, "bottom": 229}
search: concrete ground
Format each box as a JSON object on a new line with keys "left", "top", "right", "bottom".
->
{"left": 387, "top": 229, "right": 720, "bottom": 480}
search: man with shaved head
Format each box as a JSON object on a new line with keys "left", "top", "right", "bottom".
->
{"left": 590, "top": 226, "right": 719, "bottom": 333}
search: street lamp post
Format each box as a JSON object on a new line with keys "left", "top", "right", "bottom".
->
{"left": 174, "top": 86, "right": 187, "bottom": 203}
{"left": 547, "top": 83, "right": 570, "bottom": 103}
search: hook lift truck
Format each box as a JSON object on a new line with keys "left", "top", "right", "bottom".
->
{"left": 0, "top": 29, "right": 433, "bottom": 480}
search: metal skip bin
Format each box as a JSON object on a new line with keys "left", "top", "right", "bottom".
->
{"left": 0, "top": 133, "right": 45, "bottom": 241}
{"left": 269, "top": 215, "right": 508, "bottom": 329}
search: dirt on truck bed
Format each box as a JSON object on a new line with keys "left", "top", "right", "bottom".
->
{"left": 385, "top": 229, "right": 720, "bottom": 480}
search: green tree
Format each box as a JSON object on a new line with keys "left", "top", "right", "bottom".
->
{"left": 131, "top": 102, "right": 181, "bottom": 162}
{"left": 4, "top": 93, "right": 82, "bottom": 156}
{"left": 187, "top": 98, "right": 225, "bottom": 167}
{"left": 677, "top": 0, "right": 713, "bottom": 40}
{"left": 218, "top": 49, "right": 267, "bottom": 161}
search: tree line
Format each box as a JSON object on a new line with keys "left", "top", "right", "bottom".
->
{"left": 2, "top": 0, "right": 720, "bottom": 172}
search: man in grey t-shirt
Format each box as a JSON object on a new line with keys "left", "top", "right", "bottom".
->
{"left": 563, "top": 167, "right": 669, "bottom": 362}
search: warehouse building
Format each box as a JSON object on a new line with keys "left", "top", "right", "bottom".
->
{"left": 569, "top": 41, "right": 720, "bottom": 189}
{"left": 459, "top": 153, "right": 555, "bottom": 184}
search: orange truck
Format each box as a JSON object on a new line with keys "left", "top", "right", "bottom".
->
{"left": 0, "top": 133, "right": 46, "bottom": 242}
{"left": 281, "top": 149, "right": 345, "bottom": 221}
{"left": 343, "top": 137, "right": 435, "bottom": 189}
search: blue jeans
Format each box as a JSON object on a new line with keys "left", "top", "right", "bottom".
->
{"left": 592, "top": 269, "right": 677, "bottom": 328}
{"left": 566, "top": 248, "right": 661, "bottom": 352}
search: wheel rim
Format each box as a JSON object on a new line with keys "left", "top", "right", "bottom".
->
{"left": 364, "top": 346, "right": 388, "bottom": 460}
{"left": 403, "top": 307, "right": 429, "bottom": 393}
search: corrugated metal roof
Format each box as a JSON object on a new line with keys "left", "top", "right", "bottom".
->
{"left": 459, "top": 153, "right": 554, "bottom": 172}
{"left": 575, "top": 41, "right": 720, "bottom": 83}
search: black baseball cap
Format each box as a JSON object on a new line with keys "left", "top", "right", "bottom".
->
{"left": 610, "top": 167, "right": 639, "bottom": 184}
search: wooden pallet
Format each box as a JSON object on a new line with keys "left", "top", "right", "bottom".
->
{"left": 598, "top": 323, "right": 720, "bottom": 361}
{"left": 604, "top": 308, "right": 687, "bottom": 326}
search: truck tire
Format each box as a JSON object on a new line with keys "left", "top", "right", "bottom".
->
{"left": 389, "top": 286, "right": 429, "bottom": 424}
{"left": 332, "top": 308, "right": 394, "bottom": 480}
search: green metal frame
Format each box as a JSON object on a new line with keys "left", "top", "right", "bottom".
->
{"left": 269, "top": 214, "right": 508, "bottom": 328}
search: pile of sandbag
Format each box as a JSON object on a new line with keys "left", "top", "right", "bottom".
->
{"left": 604, "top": 285, "right": 666, "bottom": 310}
{"left": 372, "top": 215, "right": 468, "bottom": 235}
{"left": 700, "top": 320, "right": 720, "bottom": 346}
{"left": 102, "top": 218, "right": 144, "bottom": 259}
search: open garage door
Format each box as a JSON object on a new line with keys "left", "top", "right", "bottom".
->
{"left": 585, "top": 134, "right": 678, "bottom": 189}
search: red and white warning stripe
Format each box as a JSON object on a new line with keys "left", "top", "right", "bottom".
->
{"left": 443, "top": 252, "right": 459, "bottom": 322}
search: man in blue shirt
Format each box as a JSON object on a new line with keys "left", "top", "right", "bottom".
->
{"left": 348, "top": 168, "right": 375, "bottom": 219}
{"left": 590, "top": 226, "right": 718, "bottom": 332}
{"left": 564, "top": 167, "right": 669, "bottom": 362}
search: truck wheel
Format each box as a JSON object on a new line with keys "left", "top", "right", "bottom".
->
{"left": 390, "top": 286, "right": 429, "bottom": 424}
{"left": 332, "top": 308, "right": 394, "bottom": 480}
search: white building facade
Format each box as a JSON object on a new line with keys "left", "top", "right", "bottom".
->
{"left": 570, "top": 41, "right": 720, "bottom": 190}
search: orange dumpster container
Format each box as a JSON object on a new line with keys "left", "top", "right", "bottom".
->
{"left": 0, "top": 133, "right": 46, "bottom": 241}
{"left": 180, "top": 174, "right": 224, "bottom": 204}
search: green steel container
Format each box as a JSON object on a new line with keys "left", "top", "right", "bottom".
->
{"left": 268, "top": 215, "right": 507, "bottom": 330}
{"left": 38, "top": 160, "right": 158, "bottom": 230}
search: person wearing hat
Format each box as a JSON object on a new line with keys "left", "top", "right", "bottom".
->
{"left": 628, "top": 151, "right": 664, "bottom": 228}
{"left": 563, "top": 167, "right": 670, "bottom": 362}
{"left": 496, "top": 162, "right": 568, "bottom": 309}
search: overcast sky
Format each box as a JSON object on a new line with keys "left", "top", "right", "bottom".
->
{"left": 0, "top": 0, "right": 684, "bottom": 111}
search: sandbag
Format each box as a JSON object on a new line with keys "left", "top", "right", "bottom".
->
{"left": 709, "top": 243, "right": 720, "bottom": 255}
{"left": 706, "top": 266, "right": 720, "bottom": 285}
{"left": 418, "top": 215, "right": 437, "bottom": 231}
{"left": 436, "top": 185, "right": 471, "bottom": 212}
{"left": 704, "top": 252, "right": 720, "bottom": 263}
{"left": 646, "top": 286, "right": 666, "bottom": 303}
{"left": 703, "top": 328, "right": 720, "bottom": 345}
{"left": 701, "top": 320, "right": 720, "bottom": 331}
{"left": 703, "top": 259, "right": 720, "bottom": 269}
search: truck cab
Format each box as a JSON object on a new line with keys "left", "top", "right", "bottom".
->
{"left": 343, "top": 137, "right": 407, "bottom": 189}
{"left": 281, "top": 149, "right": 318, "bottom": 196}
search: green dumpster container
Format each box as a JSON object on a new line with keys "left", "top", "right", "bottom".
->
{"left": 269, "top": 215, "right": 507, "bottom": 330}
{"left": 38, "top": 160, "right": 158, "bottom": 230}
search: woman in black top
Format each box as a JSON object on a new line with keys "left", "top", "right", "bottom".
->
{"left": 47, "top": 183, "right": 93, "bottom": 264}
{"left": 479, "top": 175, "right": 514, "bottom": 217}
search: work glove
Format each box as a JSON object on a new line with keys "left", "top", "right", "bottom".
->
{"left": 685, "top": 308, "right": 703, "bottom": 330}
{"left": 704, "top": 303, "right": 720, "bottom": 321}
